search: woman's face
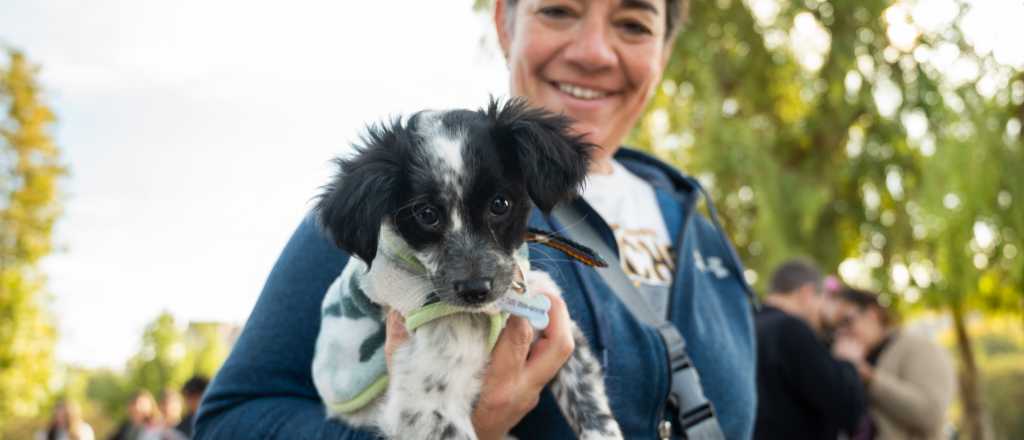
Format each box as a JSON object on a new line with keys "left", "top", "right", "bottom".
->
{"left": 837, "top": 302, "right": 886, "bottom": 348}
{"left": 496, "top": 0, "right": 671, "bottom": 166}
{"left": 54, "top": 404, "right": 69, "bottom": 426}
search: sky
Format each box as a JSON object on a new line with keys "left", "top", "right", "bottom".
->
{"left": 1, "top": 0, "right": 1020, "bottom": 370}
{"left": 1, "top": 0, "right": 509, "bottom": 368}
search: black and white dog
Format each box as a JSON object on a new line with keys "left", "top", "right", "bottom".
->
{"left": 313, "top": 99, "right": 622, "bottom": 439}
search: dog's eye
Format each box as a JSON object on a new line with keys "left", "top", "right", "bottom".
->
{"left": 414, "top": 204, "right": 441, "bottom": 227}
{"left": 490, "top": 196, "right": 511, "bottom": 216}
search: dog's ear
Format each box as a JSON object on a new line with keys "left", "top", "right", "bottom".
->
{"left": 316, "top": 120, "right": 406, "bottom": 265}
{"left": 488, "top": 97, "right": 594, "bottom": 212}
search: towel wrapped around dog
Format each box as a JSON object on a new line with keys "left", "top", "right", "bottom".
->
{"left": 311, "top": 243, "right": 532, "bottom": 417}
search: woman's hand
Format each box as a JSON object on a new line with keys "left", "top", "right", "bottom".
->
{"left": 832, "top": 334, "right": 873, "bottom": 383}
{"left": 383, "top": 289, "right": 575, "bottom": 440}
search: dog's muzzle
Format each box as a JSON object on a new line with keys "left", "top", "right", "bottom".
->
{"left": 454, "top": 278, "right": 493, "bottom": 304}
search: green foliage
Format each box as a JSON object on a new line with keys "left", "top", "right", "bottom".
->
{"left": 629, "top": 2, "right": 1022, "bottom": 437}
{"left": 982, "top": 354, "right": 1024, "bottom": 440}
{"left": 126, "top": 312, "right": 193, "bottom": 396}
{"left": 475, "top": 0, "right": 1022, "bottom": 437}
{"left": 105, "top": 313, "right": 229, "bottom": 417}
{"left": 944, "top": 317, "right": 1024, "bottom": 439}
{"left": 85, "top": 369, "right": 133, "bottom": 422}
{"left": 633, "top": 0, "right": 1024, "bottom": 306}
{"left": 43, "top": 314, "right": 231, "bottom": 438}
{"left": 0, "top": 48, "right": 64, "bottom": 430}
{"left": 185, "top": 322, "right": 230, "bottom": 379}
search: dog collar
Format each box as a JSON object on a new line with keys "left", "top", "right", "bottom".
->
{"left": 405, "top": 303, "right": 507, "bottom": 350}
{"left": 322, "top": 226, "right": 607, "bottom": 417}
{"left": 378, "top": 226, "right": 606, "bottom": 333}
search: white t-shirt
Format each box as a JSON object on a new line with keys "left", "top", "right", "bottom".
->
{"left": 582, "top": 160, "right": 675, "bottom": 310}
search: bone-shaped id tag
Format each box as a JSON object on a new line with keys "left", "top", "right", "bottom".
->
{"left": 497, "top": 287, "right": 551, "bottom": 330}
{"left": 496, "top": 259, "right": 552, "bottom": 330}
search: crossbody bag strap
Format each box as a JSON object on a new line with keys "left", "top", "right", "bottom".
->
{"left": 551, "top": 204, "right": 725, "bottom": 440}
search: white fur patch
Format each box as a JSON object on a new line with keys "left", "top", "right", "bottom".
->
{"left": 417, "top": 111, "right": 468, "bottom": 226}
{"left": 449, "top": 209, "right": 463, "bottom": 231}
{"left": 371, "top": 225, "right": 439, "bottom": 314}
{"left": 381, "top": 314, "right": 492, "bottom": 438}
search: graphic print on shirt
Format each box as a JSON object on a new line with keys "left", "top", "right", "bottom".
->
{"left": 608, "top": 224, "right": 675, "bottom": 287}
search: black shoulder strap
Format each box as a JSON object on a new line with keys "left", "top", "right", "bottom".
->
{"left": 551, "top": 204, "right": 725, "bottom": 440}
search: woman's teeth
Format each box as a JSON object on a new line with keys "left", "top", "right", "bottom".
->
{"left": 557, "top": 83, "right": 609, "bottom": 100}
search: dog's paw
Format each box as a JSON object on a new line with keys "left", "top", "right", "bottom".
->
{"left": 525, "top": 270, "right": 561, "bottom": 298}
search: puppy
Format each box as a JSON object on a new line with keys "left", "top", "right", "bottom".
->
{"left": 312, "top": 99, "right": 622, "bottom": 439}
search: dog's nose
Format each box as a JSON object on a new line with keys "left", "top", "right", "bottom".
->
{"left": 454, "top": 278, "right": 493, "bottom": 304}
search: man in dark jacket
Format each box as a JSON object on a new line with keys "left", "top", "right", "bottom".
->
{"left": 754, "top": 260, "right": 867, "bottom": 439}
{"left": 175, "top": 376, "right": 208, "bottom": 438}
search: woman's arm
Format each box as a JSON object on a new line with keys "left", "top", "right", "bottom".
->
{"left": 867, "top": 335, "right": 956, "bottom": 435}
{"left": 194, "top": 215, "right": 377, "bottom": 439}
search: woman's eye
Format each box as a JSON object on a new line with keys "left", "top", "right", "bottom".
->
{"left": 490, "top": 196, "right": 512, "bottom": 216}
{"left": 538, "top": 5, "right": 574, "bottom": 20}
{"left": 619, "top": 20, "right": 653, "bottom": 36}
{"left": 414, "top": 204, "right": 441, "bottom": 227}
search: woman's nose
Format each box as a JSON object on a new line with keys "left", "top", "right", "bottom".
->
{"left": 562, "top": 17, "right": 617, "bottom": 72}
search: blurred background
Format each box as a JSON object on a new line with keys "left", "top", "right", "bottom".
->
{"left": 0, "top": 0, "right": 1021, "bottom": 438}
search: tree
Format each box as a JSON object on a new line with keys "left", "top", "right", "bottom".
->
{"left": 628, "top": 1, "right": 1022, "bottom": 438}
{"left": 184, "top": 322, "right": 231, "bottom": 380}
{"left": 0, "top": 48, "right": 64, "bottom": 430}
{"left": 475, "top": 0, "right": 1023, "bottom": 437}
{"left": 125, "top": 312, "right": 232, "bottom": 398}
{"left": 126, "top": 312, "right": 192, "bottom": 396}
{"left": 85, "top": 368, "right": 134, "bottom": 435}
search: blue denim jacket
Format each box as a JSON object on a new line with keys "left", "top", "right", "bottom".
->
{"left": 195, "top": 148, "right": 756, "bottom": 439}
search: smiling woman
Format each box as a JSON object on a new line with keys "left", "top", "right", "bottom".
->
{"left": 497, "top": 0, "right": 683, "bottom": 173}
{"left": 195, "top": 1, "right": 758, "bottom": 439}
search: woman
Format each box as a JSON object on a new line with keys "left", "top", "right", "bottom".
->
{"left": 109, "top": 391, "right": 158, "bottom": 440}
{"left": 196, "top": 1, "right": 757, "bottom": 438}
{"left": 40, "top": 399, "right": 95, "bottom": 440}
{"left": 836, "top": 287, "right": 955, "bottom": 440}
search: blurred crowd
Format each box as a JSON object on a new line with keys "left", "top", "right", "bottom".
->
{"left": 38, "top": 376, "right": 208, "bottom": 440}
{"left": 754, "top": 260, "right": 956, "bottom": 440}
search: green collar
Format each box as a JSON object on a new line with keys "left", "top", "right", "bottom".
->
{"left": 328, "top": 302, "right": 508, "bottom": 416}
{"left": 406, "top": 302, "right": 508, "bottom": 351}
{"left": 326, "top": 227, "right": 601, "bottom": 416}
{"left": 379, "top": 232, "right": 511, "bottom": 349}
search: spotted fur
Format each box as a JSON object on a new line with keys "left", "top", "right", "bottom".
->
{"left": 313, "top": 100, "right": 623, "bottom": 439}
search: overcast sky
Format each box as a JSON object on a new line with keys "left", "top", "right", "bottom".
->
{"left": 2, "top": 0, "right": 508, "bottom": 368}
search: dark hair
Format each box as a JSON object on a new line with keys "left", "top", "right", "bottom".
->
{"left": 768, "top": 259, "right": 823, "bottom": 295}
{"left": 839, "top": 286, "right": 893, "bottom": 326}
{"left": 505, "top": 0, "right": 689, "bottom": 42}
{"left": 181, "top": 376, "right": 210, "bottom": 397}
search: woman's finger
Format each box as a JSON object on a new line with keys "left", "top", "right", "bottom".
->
{"left": 384, "top": 310, "right": 409, "bottom": 369}
{"left": 488, "top": 315, "right": 534, "bottom": 374}
{"left": 524, "top": 291, "right": 574, "bottom": 388}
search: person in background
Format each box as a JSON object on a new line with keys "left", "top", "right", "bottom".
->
{"left": 175, "top": 376, "right": 208, "bottom": 438}
{"left": 157, "top": 388, "right": 183, "bottom": 432}
{"left": 109, "top": 390, "right": 157, "bottom": 440}
{"left": 817, "top": 274, "right": 846, "bottom": 343}
{"left": 754, "top": 259, "right": 867, "bottom": 440}
{"left": 39, "top": 399, "right": 95, "bottom": 440}
{"left": 836, "top": 287, "right": 956, "bottom": 440}
{"left": 152, "top": 388, "right": 190, "bottom": 440}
